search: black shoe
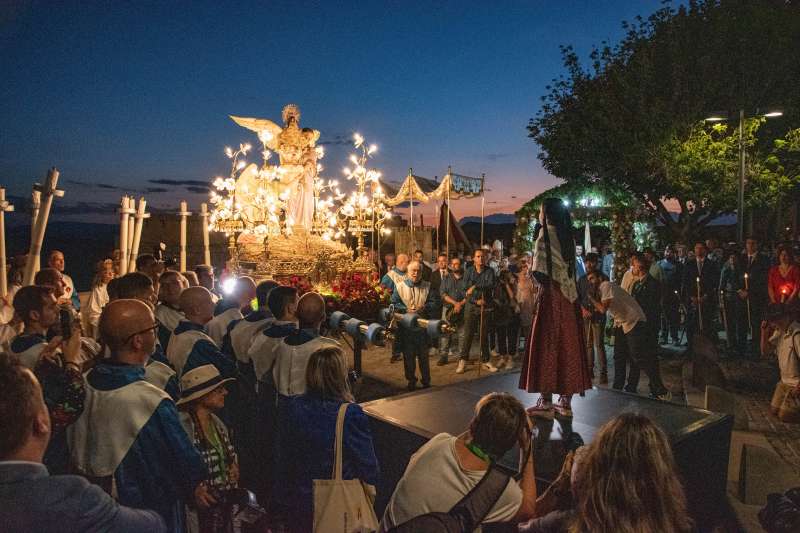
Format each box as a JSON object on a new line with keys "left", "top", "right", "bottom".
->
{"left": 421, "top": 383, "right": 431, "bottom": 389}
{"left": 623, "top": 386, "right": 638, "bottom": 394}
{"left": 436, "top": 357, "right": 448, "bottom": 366}
{"left": 390, "top": 354, "right": 402, "bottom": 363}
{"left": 407, "top": 382, "right": 417, "bottom": 391}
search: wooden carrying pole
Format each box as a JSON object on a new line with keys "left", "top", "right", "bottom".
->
{"left": 118, "top": 196, "right": 134, "bottom": 275}
{"left": 200, "top": 202, "right": 211, "bottom": 265}
{"left": 408, "top": 168, "right": 414, "bottom": 251}
{"left": 0, "top": 189, "right": 15, "bottom": 297}
{"left": 127, "top": 198, "right": 149, "bottom": 273}
{"left": 30, "top": 191, "right": 41, "bottom": 273}
{"left": 23, "top": 168, "right": 63, "bottom": 286}
{"left": 178, "top": 200, "right": 191, "bottom": 272}
{"left": 446, "top": 167, "right": 451, "bottom": 259}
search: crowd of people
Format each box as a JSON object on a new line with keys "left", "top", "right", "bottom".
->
{"left": 0, "top": 225, "right": 797, "bottom": 532}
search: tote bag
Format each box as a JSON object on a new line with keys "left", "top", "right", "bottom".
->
{"left": 313, "top": 403, "right": 379, "bottom": 532}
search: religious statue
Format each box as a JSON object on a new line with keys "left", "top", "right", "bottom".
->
{"left": 230, "top": 104, "right": 320, "bottom": 230}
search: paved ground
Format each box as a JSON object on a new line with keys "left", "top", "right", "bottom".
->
{"left": 346, "top": 334, "right": 799, "bottom": 532}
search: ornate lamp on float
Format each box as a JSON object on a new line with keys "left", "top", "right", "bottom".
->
{"left": 207, "top": 104, "right": 391, "bottom": 283}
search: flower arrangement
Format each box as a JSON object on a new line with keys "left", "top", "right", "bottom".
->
{"left": 278, "top": 272, "right": 387, "bottom": 320}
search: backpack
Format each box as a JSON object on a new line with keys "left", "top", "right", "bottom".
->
{"left": 386, "top": 466, "right": 511, "bottom": 533}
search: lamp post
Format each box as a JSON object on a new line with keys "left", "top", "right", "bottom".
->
{"left": 705, "top": 109, "right": 783, "bottom": 243}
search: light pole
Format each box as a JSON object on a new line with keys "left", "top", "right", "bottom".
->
{"left": 705, "top": 109, "right": 783, "bottom": 243}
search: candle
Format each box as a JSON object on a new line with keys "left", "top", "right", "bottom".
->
{"left": 744, "top": 273, "right": 749, "bottom": 290}
{"left": 696, "top": 276, "right": 703, "bottom": 330}
{"left": 200, "top": 202, "right": 211, "bottom": 265}
{"left": 179, "top": 201, "right": 189, "bottom": 272}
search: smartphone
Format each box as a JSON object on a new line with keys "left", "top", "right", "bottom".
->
{"left": 59, "top": 308, "right": 72, "bottom": 340}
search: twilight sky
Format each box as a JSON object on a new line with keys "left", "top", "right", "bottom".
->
{"left": 0, "top": 0, "right": 667, "bottom": 223}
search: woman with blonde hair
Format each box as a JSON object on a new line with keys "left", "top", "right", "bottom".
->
{"left": 282, "top": 346, "right": 379, "bottom": 532}
{"left": 571, "top": 412, "right": 691, "bottom": 533}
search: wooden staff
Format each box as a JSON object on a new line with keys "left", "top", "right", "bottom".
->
{"left": 126, "top": 209, "right": 135, "bottom": 263}
{"left": 23, "top": 168, "right": 63, "bottom": 286}
{"left": 30, "top": 191, "right": 40, "bottom": 273}
{"left": 744, "top": 273, "right": 752, "bottom": 337}
{"left": 696, "top": 276, "right": 703, "bottom": 331}
{"left": 200, "top": 202, "right": 211, "bottom": 266}
{"left": 118, "top": 196, "right": 134, "bottom": 275}
{"left": 178, "top": 200, "right": 191, "bottom": 272}
{"left": 0, "top": 189, "right": 14, "bottom": 297}
{"left": 127, "top": 198, "right": 149, "bottom": 273}
{"left": 478, "top": 296, "right": 485, "bottom": 377}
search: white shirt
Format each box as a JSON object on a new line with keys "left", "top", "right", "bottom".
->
{"left": 599, "top": 281, "right": 645, "bottom": 334}
{"left": 273, "top": 335, "right": 340, "bottom": 397}
{"left": 380, "top": 433, "right": 522, "bottom": 532}
{"left": 206, "top": 307, "right": 243, "bottom": 347}
{"left": 769, "top": 322, "right": 800, "bottom": 386}
{"left": 83, "top": 284, "right": 109, "bottom": 339}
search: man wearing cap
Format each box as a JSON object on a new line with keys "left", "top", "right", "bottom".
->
{"left": 155, "top": 271, "right": 187, "bottom": 352}
{"left": 391, "top": 261, "right": 440, "bottom": 390}
{"left": 68, "top": 299, "right": 210, "bottom": 533}
{"left": 167, "top": 287, "right": 236, "bottom": 380}
{"left": 207, "top": 277, "right": 257, "bottom": 346}
{"left": 760, "top": 303, "right": 800, "bottom": 422}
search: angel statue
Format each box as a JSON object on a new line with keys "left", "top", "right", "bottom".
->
{"left": 230, "top": 104, "right": 320, "bottom": 231}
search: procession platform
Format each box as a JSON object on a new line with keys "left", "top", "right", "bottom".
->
{"left": 361, "top": 371, "right": 733, "bottom": 530}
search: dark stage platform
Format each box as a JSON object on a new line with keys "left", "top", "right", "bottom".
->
{"left": 361, "top": 372, "right": 733, "bottom": 530}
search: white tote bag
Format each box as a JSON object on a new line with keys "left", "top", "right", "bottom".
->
{"left": 313, "top": 403, "right": 379, "bottom": 532}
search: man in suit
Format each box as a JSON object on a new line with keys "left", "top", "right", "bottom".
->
{"left": 682, "top": 241, "right": 721, "bottom": 345}
{"left": 0, "top": 356, "right": 165, "bottom": 533}
{"left": 429, "top": 253, "right": 449, "bottom": 360}
{"left": 739, "top": 237, "right": 771, "bottom": 357}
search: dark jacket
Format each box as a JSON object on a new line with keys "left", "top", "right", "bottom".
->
{"left": 0, "top": 462, "right": 166, "bottom": 533}
{"left": 283, "top": 395, "right": 380, "bottom": 533}
{"left": 739, "top": 252, "right": 770, "bottom": 307}
{"left": 682, "top": 258, "right": 721, "bottom": 303}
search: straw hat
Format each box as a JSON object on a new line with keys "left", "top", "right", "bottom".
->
{"left": 176, "top": 365, "right": 235, "bottom": 405}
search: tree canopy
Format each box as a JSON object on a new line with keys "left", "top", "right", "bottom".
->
{"left": 529, "top": 0, "right": 800, "bottom": 242}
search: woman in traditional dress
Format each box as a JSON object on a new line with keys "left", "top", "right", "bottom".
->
{"left": 519, "top": 198, "right": 592, "bottom": 418}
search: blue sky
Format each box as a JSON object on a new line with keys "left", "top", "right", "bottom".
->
{"left": 0, "top": 0, "right": 669, "bottom": 222}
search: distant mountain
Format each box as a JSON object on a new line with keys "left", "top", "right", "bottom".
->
{"left": 458, "top": 213, "right": 516, "bottom": 225}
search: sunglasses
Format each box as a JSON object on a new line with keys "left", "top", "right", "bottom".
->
{"left": 124, "top": 323, "right": 159, "bottom": 345}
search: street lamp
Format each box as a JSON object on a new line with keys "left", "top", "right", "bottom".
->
{"left": 704, "top": 109, "right": 783, "bottom": 243}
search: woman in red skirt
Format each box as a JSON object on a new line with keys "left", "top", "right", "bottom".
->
{"left": 519, "top": 198, "right": 592, "bottom": 418}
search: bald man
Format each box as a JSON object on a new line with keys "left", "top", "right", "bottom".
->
{"left": 68, "top": 300, "right": 208, "bottom": 533}
{"left": 272, "top": 292, "right": 339, "bottom": 397}
{"left": 154, "top": 271, "right": 187, "bottom": 351}
{"left": 381, "top": 253, "right": 409, "bottom": 363}
{"left": 206, "top": 277, "right": 256, "bottom": 347}
{"left": 110, "top": 273, "right": 179, "bottom": 400}
{"left": 167, "top": 286, "right": 236, "bottom": 379}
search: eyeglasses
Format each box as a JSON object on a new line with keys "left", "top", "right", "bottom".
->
{"left": 124, "top": 323, "right": 159, "bottom": 345}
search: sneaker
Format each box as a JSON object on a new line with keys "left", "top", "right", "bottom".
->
{"left": 436, "top": 357, "right": 448, "bottom": 366}
{"left": 599, "top": 371, "right": 609, "bottom": 385}
{"left": 652, "top": 391, "right": 673, "bottom": 402}
{"left": 554, "top": 396, "right": 573, "bottom": 418}
{"left": 482, "top": 361, "right": 498, "bottom": 373}
{"left": 456, "top": 360, "right": 466, "bottom": 374}
{"left": 527, "top": 396, "right": 555, "bottom": 419}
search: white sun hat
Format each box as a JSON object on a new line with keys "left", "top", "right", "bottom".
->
{"left": 176, "top": 364, "right": 235, "bottom": 406}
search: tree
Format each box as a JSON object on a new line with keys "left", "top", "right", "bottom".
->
{"left": 529, "top": 0, "right": 800, "bottom": 242}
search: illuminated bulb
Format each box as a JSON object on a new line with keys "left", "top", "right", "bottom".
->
{"left": 225, "top": 147, "right": 233, "bottom": 158}
{"left": 258, "top": 130, "right": 273, "bottom": 143}
{"left": 237, "top": 160, "right": 246, "bottom": 170}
